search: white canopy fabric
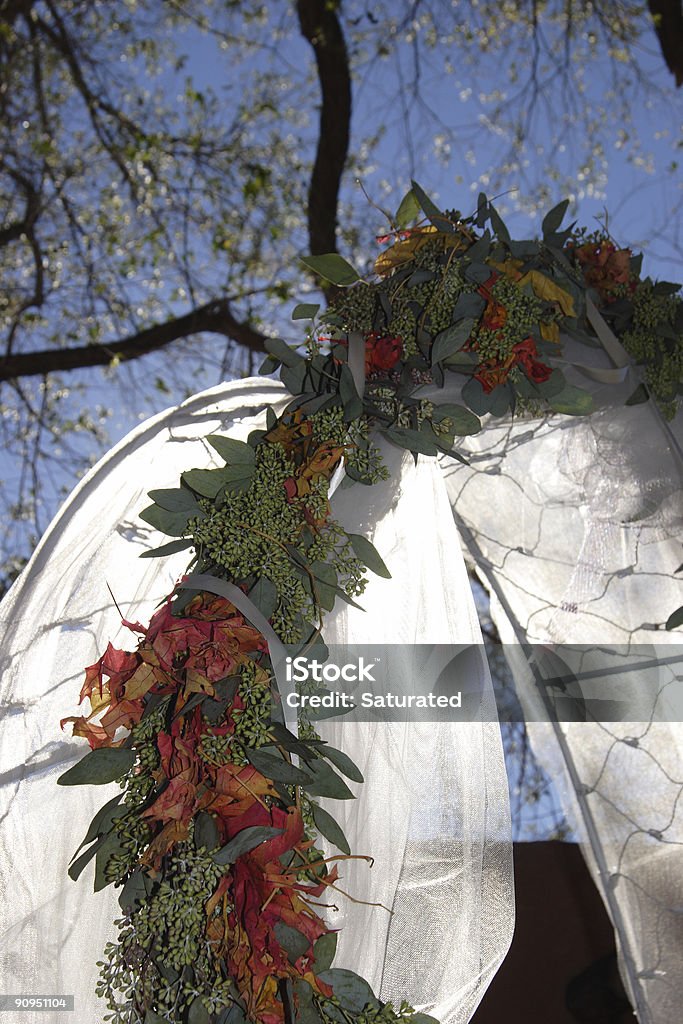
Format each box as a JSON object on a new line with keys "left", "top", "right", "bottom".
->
{"left": 440, "top": 362, "right": 683, "bottom": 1022}
{"left": 1, "top": 317, "right": 681, "bottom": 1023}
{"left": 0, "top": 378, "right": 513, "bottom": 1024}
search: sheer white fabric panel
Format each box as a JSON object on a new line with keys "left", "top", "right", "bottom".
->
{"left": 0, "top": 379, "right": 513, "bottom": 1024}
{"left": 440, "top": 362, "right": 683, "bottom": 1024}
{"left": 321, "top": 442, "right": 513, "bottom": 1024}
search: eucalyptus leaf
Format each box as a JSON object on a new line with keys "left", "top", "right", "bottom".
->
{"left": 303, "top": 759, "right": 354, "bottom": 800}
{"left": 183, "top": 465, "right": 253, "bottom": 499}
{"left": 247, "top": 748, "right": 313, "bottom": 785}
{"left": 58, "top": 747, "right": 135, "bottom": 787}
{"left": 542, "top": 199, "right": 570, "bottom": 236}
{"left": 94, "top": 831, "right": 126, "bottom": 892}
{"left": 312, "top": 932, "right": 338, "bottom": 972}
{"left": 139, "top": 504, "right": 191, "bottom": 538}
{"left": 464, "top": 261, "right": 492, "bottom": 284}
{"left": 312, "top": 803, "right": 351, "bottom": 855}
{"left": 119, "top": 869, "right": 149, "bottom": 912}
{"left": 140, "top": 538, "right": 194, "bottom": 559}
{"left": 70, "top": 794, "right": 124, "bottom": 862}
{"left": 249, "top": 576, "right": 279, "bottom": 619}
{"left": 213, "top": 826, "right": 285, "bottom": 866}
{"left": 300, "top": 253, "right": 360, "bottom": 287}
{"left": 145, "top": 1012, "right": 169, "bottom": 1024}
{"left": 206, "top": 435, "right": 256, "bottom": 467}
{"left": 347, "top": 533, "right": 391, "bottom": 579}
{"left": 68, "top": 832, "right": 108, "bottom": 882}
{"left": 431, "top": 319, "right": 474, "bottom": 365}
{"left": 549, "top": 385, "right": 594, "bottom": 416}
{"left": 195, "top": 812, "right": 220, "bottom": 852}
{"left": 188, "top": 997, "right": 211, "bottom": 1024}
{"left": 394, "top": 188, "right": 420, "bottom": 229}
{"left": 339, "top": 364, "right": 363, "bottom": 423}
{"left": 313, "top": 744, "right": 364, "bottom": 782}
{"left": 431, "top": 404, "right": 481, "bottom": 436}
{"left": 666, "top": 606, "right": 683, "bottom": 631}
{"left": 148, "top": 487, "right": 202, "bottom": 513}
{"left": 274, "top": 922, "right": 310, "bottom": 962}
{"left": 410, "top": 179, "right": 454, "bottom": 233}
{"left": 316, "top": 970, "right": 378, "bottom": 1013}
{"left": 488, "top": 204, "right": 511, "bottom": 244}
{"left": 384, "top": 427, "right": 438, "bottom": 457}
{"left": 452, "top": 291, "right": 486, "bottom": 321}
{"left": 292, "top": 302, "right": 321, "bottom": 321}
{"left": 265, "top": 336, "right": 304, "bottom": 368}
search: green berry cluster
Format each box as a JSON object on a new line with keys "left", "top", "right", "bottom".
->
{"left": 471, "top": 277, "right": 545, "bottom": 362}
{"left": 622, "top": 280, "right": 681, "bottom": 418}
{"left": 97, "top": 837, "right": 228, "bottom": 1023}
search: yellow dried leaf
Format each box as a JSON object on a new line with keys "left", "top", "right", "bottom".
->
{"left": 518, "top": 270, "right": 575, "bottom": 316}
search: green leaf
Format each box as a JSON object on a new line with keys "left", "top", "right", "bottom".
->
{"left": 249, "top": 576, "right": 279, "bottom": 620}
{"left": 140, "top": 538, "right": 193, "bottom": 559}
{"left": 213, "top": 825, "right": 285, "bottom": 865}
{"left": 139, "top": 504, "right": 191, "bottom": 538}
{"left": 309, "top": 561, "right": 339, "bottom": 612}
{"left": 94, "top": 831, "right": 126, "bottom": 892}
{"left": 312, "top": 932, "right": 338, "bottom": 972}
{"left": 626, "top": 383, "right": 650, "bottom": 406}
{"left": 303, "top": 760, "right": 354, "bottom": 800}
{"left": 312, "top": 803, "right": 351, "bottom": 855}
{"left": 462, "top": 377, "right": 496, "bottom": 417}
{"left": 294, "top": 982, "right": 324, "bottom": 1024}
{"left": 464, "top": 261, "right": 491, "bottom": 284}
{"left": 394, "top": 189, "right": 420, "bottom": 230}
{"left": 292, "top": 302, "right": 321, "bottom": 321}
{"left": 347, "top": 533, "right": 391, "bottom": 579}
{"left": 315, "top": 744, "right": 363, "bottom": 782}
{"left": 548, "top": 384, "right": 594, "bottom": 416}
{"left": 411, "top": 1015, "right": 441, "bottom": 1024}
{"left": 119, "top": 869, "right": 149, "bottom": 912}
{"left": 70, "top": 795, "right": 124, "bottom": 862}
{"left": 145, "top": 1012, "right": 169, "bottom": 1024}
{"left": 195, "top": 812, "right": 220, "bottom": 852}
{"left": 188, "top": 997, "right": 211, "bottom": 1024}
{"left": 384, "top": 427, "right": 438, "bottom": 457}
{"left": 338, "top": 364, "right": 363, "bottom": 423}
{"left": 410, "top": 180, "right": 454, "bottom": 233}
{"left": 274, "top": 922, "right": 310, "bottom": 962}
{"left": 206, "top": 435, "right": 256, "bottom": 467}
{"left": 247, "top": 748, "right": 313, "bottom": 786}
{"left": 316, "top": 970, "right": 378, "bottom": 1013}
{"left": 216, "top": 1006, "right": 248, "bottom": 1024}
{"left": 300, "top": 254, "right": 360, "bottom": 287}
{"left": 431, "top": 319, "right": 474, "bottom": 365}
{"left": 148, "top": 487, "right": 202, "bottom": 513}
{"left": 431, "top": 403, "right": 481, "bottom": 436}
{"left": 542, "top": 199, "right": 570, "bottom": 236}
{"left": 58, "top": 747, "right": 136, "bottom": 787}
{"left": 182, "top": 464, "right": 253, "bottom": 498}
{"left": 452, "top": 292, "right": 486, "bottom": 320}
{"left": 488, "top": 204, "right": 511, "bottom": 244}
{"left": 265, "top": 336, "right": 305, "bottom": 368}
{"left": 465, "top": 231, "right": 491, "bottom": 263}
{"left": 666, "top": 606, "right": 683, "bottom": 631}
{"left": 68, "top": 832, "right": 108, "bottom": 882}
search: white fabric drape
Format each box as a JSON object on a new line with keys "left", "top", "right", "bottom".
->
{"left": 439, "top": 345, "right": 683, "bottom": 1023}
{"left": 0, "top": 379, "right": 514, "bottom": 1024}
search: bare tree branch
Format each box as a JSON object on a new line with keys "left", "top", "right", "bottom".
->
{"left": 0, "top": 300, "right": 267, "bottom": 380}
{"left": 648, "top": 0, "right": 683, "bottom": 87}
{"left": 297, "top": 0, "right": 351, "bottom": 257}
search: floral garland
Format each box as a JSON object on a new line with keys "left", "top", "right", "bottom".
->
{"left": 566, "top": 230, "right": 682, "bottom": 418}
{"left": 58, "top": 184, "right": 679, "bottom": 1024}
